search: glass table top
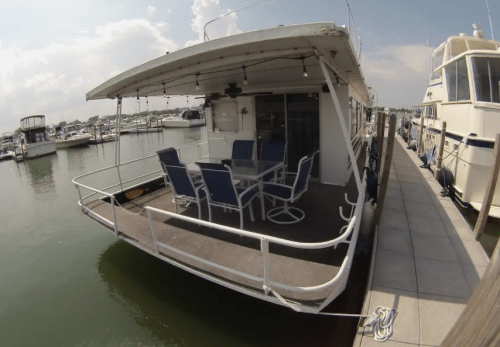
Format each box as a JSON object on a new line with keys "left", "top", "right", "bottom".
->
{"left": 187, "top": 158, "right": 283, "bottom": 180}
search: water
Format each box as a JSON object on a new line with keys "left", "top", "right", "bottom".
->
{"left": 0, "top": 128, "right": 363, "bottom": 347}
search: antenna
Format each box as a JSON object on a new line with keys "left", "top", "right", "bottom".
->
{"left": 422, "top": 0, "right": 432, "bottom": 79}
{"left": 203, "top": 0, "right": 287, "bottom": 41}
{"left": 486, "top": 0, "right": 495, "bottom": 40}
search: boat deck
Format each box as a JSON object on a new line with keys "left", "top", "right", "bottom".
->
{"left": 84, "top": 176, "right": 359, "bottom": 306}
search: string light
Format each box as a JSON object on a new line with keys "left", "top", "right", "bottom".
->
{"left": 242, "top": 65, "right": 249, "bottom": 85}
{"left": 118, "top": 55, "right": 317, "bottom": 98}
{"left": 301, "top": 56, "right": 308, "bottom": 78}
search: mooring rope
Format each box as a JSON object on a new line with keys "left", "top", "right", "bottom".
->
{"left": 267, "top": 288, "right": 397, "bottom": 342}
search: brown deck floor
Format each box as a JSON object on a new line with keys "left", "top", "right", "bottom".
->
{"left": 84, "top": 153, "right": 365, "bottom": 307}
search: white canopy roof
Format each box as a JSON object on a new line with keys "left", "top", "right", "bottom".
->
{"left": 86, "top": 22, "right": 369, "bottom": 103}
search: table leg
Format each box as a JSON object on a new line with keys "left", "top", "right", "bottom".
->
{"left": 259, "top": 181, "right": 266, "bottom": 221}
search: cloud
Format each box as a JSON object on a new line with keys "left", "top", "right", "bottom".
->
{"left": 362, "top": 44, "right": 433, "bottom": 107}
{"left": 147, "top": 5, "right": 157, "bottom": 16}
{"left": 0, "top": 19, "right": 178, "bottom": 132}
{"left": 185, "top": 0, "right": 242, "bottom": 47}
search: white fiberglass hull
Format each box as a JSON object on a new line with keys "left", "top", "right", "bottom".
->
{"left": 0, "top": 151, "right": 14, "bottom": 161}
{"left": 162, "top": 119, "right": 205, "bottom": 128}
{"left": 56, "top": 136, "right": 91, "bottom": 148}
{"left": 24, "top": 141, "right": 56, "bottom": 159}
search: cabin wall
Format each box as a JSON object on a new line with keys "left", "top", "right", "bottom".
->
{"left": 206, "top": 97, "right": 256, "bottom": 159}
{"left": 320, "top": 84, "right": 350, "bottom": 186}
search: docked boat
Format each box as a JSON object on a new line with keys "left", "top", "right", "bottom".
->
{"left": 88, "top": 131, "right": 117, "bottom": 144}
{"left": 73, "top": 21, "right": 373, "bottom": 313}
{"left": 19, "top": 116, "right": 56, "bottom": 159}
{"left": 55, "top": 126, "right": 91, "bottom": 148}
{"left": 162, "top": 110, "right": 205, "bottom": 128}
{"left": 411, "top": 24, "right": 500, "bottom": 217}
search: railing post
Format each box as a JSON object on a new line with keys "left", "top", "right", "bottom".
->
{"left": 434, "top": 121, "right": 447, "bottom": 180}
{"left": 418, "top": 116, "right": 425, "bottom": 155}
{"left": 116, "top": 166, "right": 124, "bottom": 192}
{"left": 261, "top": 237, "right": 270, "bottom": 295}
{"left": 111, "top": 196, "right": 118, "bottom": 236}
{"left": 474, "top": 133, "right": 500, "bottom": 240}
{"left": 374, "top": 114, "right": 397, "bottom": 226}
{"left": 147, "top": 209, "right": 160, "bottom": 254}
{"left": 76, "top": 185, "right": 85, "bottom": 212}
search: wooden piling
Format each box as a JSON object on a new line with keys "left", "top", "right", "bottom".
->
{"left": 473, "top": 133, "right": 500, "bottom": 240}
{"left": 440, "top": 226, "right": 500, "bottom": 346}
{"left": 400, "top": 115, "right": 405, "bottom": 137}
{"left": 407, "top": 120, "right": 412, "bottom": 144}
{"left": 434, "top": 121, "right": 447, "bottom": 180}
{"left": 374, "top": 114, "right": 397, "bottom": 226}
{"left": 418, "top": 116, "right": 424, "bottom": 155}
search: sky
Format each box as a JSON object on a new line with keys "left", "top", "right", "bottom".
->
{"left": 0, "top": 0, "right": 499, "bottom": 133}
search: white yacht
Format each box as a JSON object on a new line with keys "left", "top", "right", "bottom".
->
{"left": 55, "top": 125, "right": 92, "bottom": 148}
{"left": 162, "top": 110, "right": 205, "bottom": 128}
{"left": 73, "top": 21, "right": 373, "bottom": 313}
{"left": 412, "top": 24, "right": 500, "bottom": 217}
{"left": 19, "top": 116, "right": 57, "bottom": 159}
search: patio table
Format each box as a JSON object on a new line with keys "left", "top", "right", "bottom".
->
{"left": 187, "top": 158, "right": 283, "bottom": 221}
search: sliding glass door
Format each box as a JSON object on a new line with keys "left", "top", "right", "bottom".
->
{"left": 255, "top": 93, "right": 320, "bottom": 178}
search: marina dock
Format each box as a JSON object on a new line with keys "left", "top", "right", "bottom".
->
{"left": 355, "top": 133, "right": 490, "bottom": 346}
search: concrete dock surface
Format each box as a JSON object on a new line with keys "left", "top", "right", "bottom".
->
{"left": 355, "top": 134, "right": 490, "bottom": 347}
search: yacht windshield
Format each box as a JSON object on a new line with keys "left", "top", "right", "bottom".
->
{"left": 472, "top": 57, "right": 500, "bottom": 103}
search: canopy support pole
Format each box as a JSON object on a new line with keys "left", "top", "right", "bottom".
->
{"left": 115, "top": 97, "right": 122, "bottom": 166}
{"left": 318, "top": 58, "right": 362, "bottom": 192}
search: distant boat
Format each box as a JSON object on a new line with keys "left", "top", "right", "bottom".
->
{"left": 162, "top": 110, "right": 205, "bottom": 128}
{"left": 55, "top": 126, "right": 91, "bottom": 148}
{"left": 19, "top": 115, "right": 56, "bottom": 159}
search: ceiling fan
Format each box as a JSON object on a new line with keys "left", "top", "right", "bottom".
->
{"left": 196, "top": 82, "right": 272, "bottom": 101}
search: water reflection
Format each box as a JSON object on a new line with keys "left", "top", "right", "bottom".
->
{"left": 98, "top": 239, "right": 367, "bottom": 347}
{"left": 23, "top": 155, "right": 57, "bottom": 195}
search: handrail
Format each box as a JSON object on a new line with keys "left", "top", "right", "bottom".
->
{"left": 145, "top": 205, "right": 356, "bottom": 249}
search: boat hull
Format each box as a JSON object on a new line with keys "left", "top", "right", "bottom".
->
{"left": 162, "top": 119, "right": 205, "bottom": 128}
{"left": 24, "top": 141, "right": 57, "bottom": 159}
{"left": 56, "top": 136, "right": 90, "bottom": 149}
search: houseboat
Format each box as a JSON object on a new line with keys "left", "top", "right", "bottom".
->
{"left": 19, "top": 116, "right": 56, "bottom": 159}
{"left": 412, "top": 24, "right": 500, "bottom": 217}
{"left": 73, "top": 21, "right": 372, "bottom": 313}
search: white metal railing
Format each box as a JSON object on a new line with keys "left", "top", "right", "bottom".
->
{"left": 138, "top": 135, "right": 372, "bottom": 312}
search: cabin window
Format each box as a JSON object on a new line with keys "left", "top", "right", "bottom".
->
{"left": 446, "top": 57, "right": 470, "bottom": 102}
{"left": 424, "top": 105, "right": 437, "bottom": 119}
{"left": 431, "top": 47, "right": 445, "bottom": 80}
{"left": 471, "top": 57, "right": 500, "bottom": 104}
{"left": 212, "top": 102, "right": 238, "bottom": 132}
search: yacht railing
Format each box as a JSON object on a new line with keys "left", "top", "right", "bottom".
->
{"left": 138, "top": 132, "right": 372, "bottom": 312}
{"left": 72, "top": 124, "right": 372, "bottom": 311}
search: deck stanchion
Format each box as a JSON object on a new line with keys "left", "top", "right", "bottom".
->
{"left": 440, "top": 224, "right": 500, "bottom": 346}
{"left": 473, "top": 133, "right": 500, "bottom": 240}
{"left": 111, "top": 196, "right": 118, "bottom": 236}
{"left": 434, "top": 121, "right": 447, "bottom": 180}
{"left": 76, "top": 186, "right": 84, "bottom": 212}
{"left": 147, "top": 209, "right": 160, "bottom": 254}
{"left": 418, "top": 116, "right": 424, "bottom": 155}
{"left": 261, "top": 237, "right": 270, "bottom": 294}
{"left": 374, "top": 114, "right": 397, "bottom": 226}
